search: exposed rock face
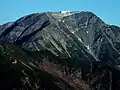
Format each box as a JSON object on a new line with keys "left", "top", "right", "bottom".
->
{"left": 0, "top": 11, "right": 120, "bottom": 90}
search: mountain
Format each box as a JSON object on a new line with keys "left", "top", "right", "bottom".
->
{"left": 0, "top": 11, "right": 120, "bottom": 90}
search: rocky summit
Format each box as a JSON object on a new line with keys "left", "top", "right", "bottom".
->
{"left": 0, "top": 11, "right": 120, "bottom": 90}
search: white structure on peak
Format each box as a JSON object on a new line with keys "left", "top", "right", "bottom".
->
{"left": 59, "top": 10, "right": 71, "bottom": 16}
{"left": 60, "top": 10, "right": 70, "bottom": 13}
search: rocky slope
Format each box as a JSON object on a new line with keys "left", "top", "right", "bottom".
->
{"left": 0, "top": 41, "right": 91, "bottom": 90}
{"left": 0, "top": 11, "right": 120, "bottom": 90}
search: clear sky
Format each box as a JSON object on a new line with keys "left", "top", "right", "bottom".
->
{"left": 0, "top": 0, "right": 120, "bottom": 26}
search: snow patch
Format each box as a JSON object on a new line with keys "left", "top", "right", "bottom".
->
{"left": 66, "top": 25, "right": 69, "bottom": 28}
{"left": 78, "top": 38, "right": 82, "bottom": 42}
{"left": 62, "top": 20, "right": 65, "bottom": 23}
{"left": 58, "top": 19, "right": 61, "bottom": 22}
{"left": 86, "top": 31, "right": 88, "bottom": 34}
{"left": 86, "top": 45, "right": 90, "bottom": 50}
{"left": 71, "top": 31, "right": 75, "bottom": 34}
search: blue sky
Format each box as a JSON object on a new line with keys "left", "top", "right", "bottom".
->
{"left": 0, "top": 0, "right": 120, "bottom": 26}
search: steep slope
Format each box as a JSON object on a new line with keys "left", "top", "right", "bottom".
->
{"left": 0, "top": 41, "right": 90, "bottom": 90}
{"left": 0, "top": 11, "right": 100, "bottom": 72}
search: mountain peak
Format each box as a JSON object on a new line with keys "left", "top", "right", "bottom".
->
{"left": 0, "top": 11, "right": 120, "bottom": 90}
